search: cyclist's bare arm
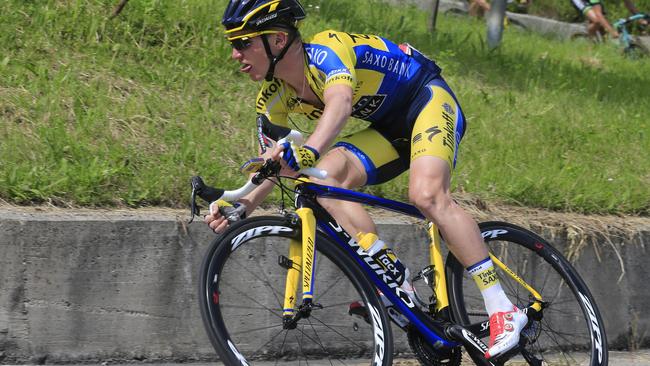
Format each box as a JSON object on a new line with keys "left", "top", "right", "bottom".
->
{"left": 623, "top": 0, "right": 640, "bottom": 14}
{"left": 271, "top": 84, "right": 353, "bottom": 160}
{"left": 306, "top": 84, "right": 353, "bottom": 153}
{"left": 623, "top": 0, "right": 649, "bottom": 25}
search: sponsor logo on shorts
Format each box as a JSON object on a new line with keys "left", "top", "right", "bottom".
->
{"left": 426, "top": 126, "right": 442, "bottom": 142}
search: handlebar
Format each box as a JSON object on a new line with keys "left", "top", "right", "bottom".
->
{"left": 189, "top": 159, "right": 328, "bottom": 222}
{"left": 614, "top": 13, "right": 649, "bottom": 28}
{"left": 188, "top": 121, "right": 327, "bottom": 222}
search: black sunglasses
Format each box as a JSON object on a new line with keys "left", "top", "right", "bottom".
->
{"left": 230, "top": 37, "right": 253, "bottom": 51}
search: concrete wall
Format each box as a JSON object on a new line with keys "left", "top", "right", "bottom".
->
{"left": 1, "top": 208, "right": 649, "bottom": 363}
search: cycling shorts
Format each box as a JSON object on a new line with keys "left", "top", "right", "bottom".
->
{"left": 333, "top": 77, "right": 466, "bottom": 186}
{"left": 571, "top": 0, "right": 604, "bottom": 15}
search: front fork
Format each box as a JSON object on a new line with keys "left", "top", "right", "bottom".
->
{"left": 282, "top": 207, "right": 319, "bottom": 329}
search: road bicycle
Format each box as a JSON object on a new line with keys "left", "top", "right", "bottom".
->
{"left": 614, "top": 13, "right": 650, "bottom": 58}
{"left": 570, "top": 12, "right": 649, "bottom": 58}
{"left": 189, "top": 127, "right": 608, "bottom": 366}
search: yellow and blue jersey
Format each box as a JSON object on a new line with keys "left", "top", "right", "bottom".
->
{"left": 256, "top": 30, "right": 466, "bottom": 186}
{"left": 256, "top": 30, "right": 441, "bottom": 132}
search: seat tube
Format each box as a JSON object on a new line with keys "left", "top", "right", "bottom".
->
{"left": 428, "top": 222, "right": 450, "bottom": 311}
{"left": 296, "top": 207, "right": 317, "bottom": 303}
{"left": 282, "top": 238, "right": 302, "bottom": 317}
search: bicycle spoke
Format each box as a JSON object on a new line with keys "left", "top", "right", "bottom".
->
{"left": 227, "top": 256, "right": 285, "bottom": 310}
{"left": 201, "top": 218, "right": 393, "bottom": 365}
{"left": 220, "top": 282, "right": 283, "bottom": 318}
{"left": 450, "top": 223, "right": 606, "bottom": 366}
{"left": 305, "top": 317, "right": 335, "bottom": 366}
{"left": 231, "top": 323, "right": 284, "bottom": 337}
{"left": 308, "top": 312, "right": 371, "bottom": 350}
{"left": 275, "top": 331, "right": 289, "bottom": 366}
{"left": 314, "top": 273, "right": 347, "bottom": 300}
{"left": 248, "top": 327, "right": 293, "bottom": 358}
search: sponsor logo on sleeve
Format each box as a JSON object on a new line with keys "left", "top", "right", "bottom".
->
{"left": 351, "top": 95, "right": 386, "bottom": 119}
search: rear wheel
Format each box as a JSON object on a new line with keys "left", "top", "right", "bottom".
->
{"left": 199, "top": 216, "right": 394, "bottom": 365}
{"left": 624, "top": 42, "right": 649, "bottom": 58}
{"left": 447, "top": 221, "right": 608, "bottom": 366}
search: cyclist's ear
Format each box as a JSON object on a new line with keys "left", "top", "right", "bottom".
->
{"left": 274, "top": 31, "right": 290, "bottom": 47}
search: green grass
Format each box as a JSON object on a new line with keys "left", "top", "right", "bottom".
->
{"left": 1, "top": 0, "right": 648, "bottom": 215}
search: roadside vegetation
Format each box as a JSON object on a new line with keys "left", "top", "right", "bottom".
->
{"left": 523, "top": 0, "right": 650, "bottom": 24}
{"left": 1, "top": 0, "right": 648, "bottom": 215}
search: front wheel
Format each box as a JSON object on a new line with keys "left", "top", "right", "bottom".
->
{"left": 198, "top": 216, "right": 394, "bottom": 365}
{"left": 447, "top": 221, "right": 608, "bottom": 366}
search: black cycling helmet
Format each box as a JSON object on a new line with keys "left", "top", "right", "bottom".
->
{"left": 223, "top": 0, "right": 307, "bottom": 82}
{"left": 222, "top": 0, "right": 306, "bottom": 35}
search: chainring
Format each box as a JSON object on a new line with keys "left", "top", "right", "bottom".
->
{"left": 407, "top": 327, "right": 462, "bottom": 366}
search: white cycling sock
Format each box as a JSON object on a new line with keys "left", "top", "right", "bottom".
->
{"left": 467, "top": 257, "right": 513, "bottom": 315}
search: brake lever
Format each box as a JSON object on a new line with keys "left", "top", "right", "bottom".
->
{"left": 188, "top": 176, "right": 205, "bottom": 224}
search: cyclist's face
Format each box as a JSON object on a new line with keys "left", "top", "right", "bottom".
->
{"left": 229, "top": 30, "right": 286, "bottom": 81}
{"left": 229, "top": 31, "right": 282, "bottom": 81}
{"left": 229, "top": 35, "right": 267, "bottom": 81}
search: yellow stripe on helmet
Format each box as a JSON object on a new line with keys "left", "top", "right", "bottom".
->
{"left": 226, "top": 30, "right": 283, "bottom": 41}
{"left": 225, "top": 0, "right": 283, "bottom": 35}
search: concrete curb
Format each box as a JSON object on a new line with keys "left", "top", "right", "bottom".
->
{"left": 1, "top": 207, "right": 649, "bottom": 363}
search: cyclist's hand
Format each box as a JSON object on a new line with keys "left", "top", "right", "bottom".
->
{"left": 204, "top": 200, "right": 246, "bottom": 234}
{"left": 204, "top": 209, "right": 228, "bottom": 234}
{"left": 276, "top": 141, "right": 320, "bottom": 172}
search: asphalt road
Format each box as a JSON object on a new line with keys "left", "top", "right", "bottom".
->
{"left": 7, "top": 350, "right": 647, "bottom": 366}
{"left": 193, "top": 350, "right": 649, "bottom": 365}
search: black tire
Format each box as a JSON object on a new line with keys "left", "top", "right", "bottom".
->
{"left": 199, "top": 216, "right": 393, "bottom": 365}
{"left": 624, "top": 42, "right": 649, "bottom": 58}
{"left": 446, "top": 221, "right": 608, "bottom": 366}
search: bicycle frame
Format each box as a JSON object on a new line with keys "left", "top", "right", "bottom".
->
{"left": 280, "top": 179, "right": 545, "bottom": 351}
{"left": 614, "top": 13, "right": 649, "bottom": 48}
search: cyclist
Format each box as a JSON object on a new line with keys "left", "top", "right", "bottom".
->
{"left": 571, "top": 0, "right": 620, "bottom": 38}
{"left": 469, "top": 0, "right": 492, "bottom": 17}
{"left": 623, "top": 0, "right": 649, "bottom": 27}
{"left": 205, "top": 0, "right": 527, "bottom": 358}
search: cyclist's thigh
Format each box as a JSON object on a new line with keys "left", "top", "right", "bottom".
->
{"left": 409, "top": 77, "right": 466, "bottom": 171}
{"left": 315, "top": 146, "right": 367, "bottom": 188}
{"left": 332, "top": 128, "right": 408, "bottom": 186}
{"left": 590, "top": 0, "right": 605, "bottom": 13}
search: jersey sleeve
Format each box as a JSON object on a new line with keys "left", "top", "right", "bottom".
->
{"left": 307, "top": 30, "right": 357, "bottom": 90}
{"left": 255, "top": 78, "right": 289, "bottom": 127}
